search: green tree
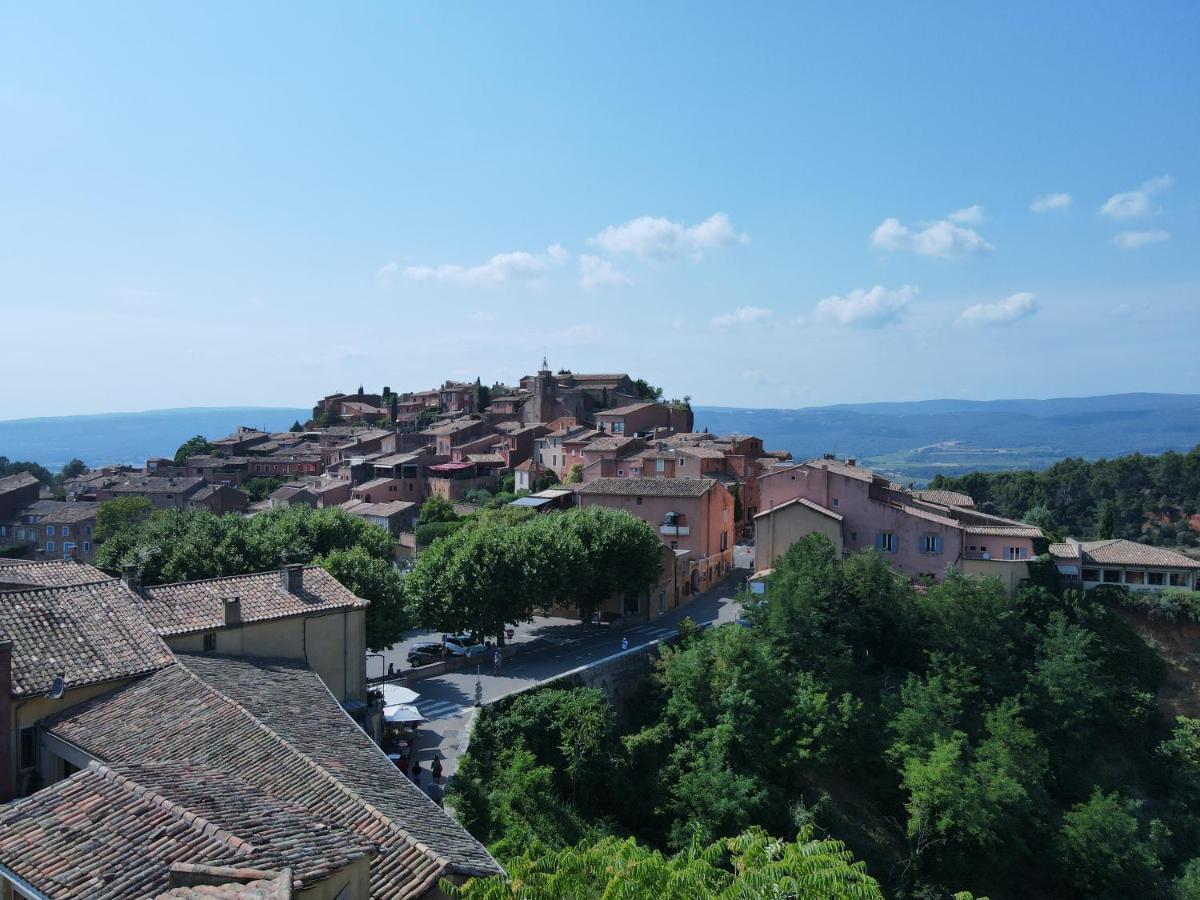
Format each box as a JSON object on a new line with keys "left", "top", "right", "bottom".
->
{"left": 1058, "top": 789, "right": 1162, "bottom": 896}
{"left": 243, "top": 476, "right": 284, "bottom": 502}
{"left": 565, "top": 464, "right": 583, "bottom": 484}
{"left": 58, "top": 458, "right": 88, "bottom": 481}
{"left": 418, "top": 495, "right": 458, "bottom": 526}
{"left": 174, "top": 434, "right": 215, "bottom": 463}
{"left": 1097, "top": 500, "right": 1117, "bottom": 539}
{"left": 633, "top": 378, "right": 664, "bottom": 402}
{"left": 560, "top": 506, "right": 661, "bottom": 623}
{"left": 94, "top": 496, "right": 154, "bottom": 542}
{"left": 315, "top": 546, "right": 409, "bottom": 650}
{"left": 445, "top": 825, "right": 884, "bottom": 900}
{"left": 1174, "top": 859, "right": 1200, "bottom": 900}
{"left": 289, "top": 420, "right": 304, "bottom": 432}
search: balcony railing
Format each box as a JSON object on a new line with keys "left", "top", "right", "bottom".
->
{"left": 660, "top": 524, "right": 690, "bottom": 536}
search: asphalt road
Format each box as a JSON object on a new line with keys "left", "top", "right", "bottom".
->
{"left": 386, "top": 543, "right": 753, "bottom": 791}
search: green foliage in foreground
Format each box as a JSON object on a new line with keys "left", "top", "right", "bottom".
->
{"left": 94, "top": 504, "right": 406, "bottom": 648}
{"left": 450, "top": 534, "right": 1196, "bottom": 898}
{"left": 445, "top": 825, "right": 884, "bottom": 900}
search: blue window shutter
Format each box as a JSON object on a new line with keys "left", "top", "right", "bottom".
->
{"left": 934, "top": 535, "right": 943, "bottom": 553}
{"left": 875, "top": 534, "right": 884, "bottom": 551}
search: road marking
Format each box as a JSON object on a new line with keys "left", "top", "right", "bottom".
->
{"left": 417, "top": 700, "right": 465, "bottom": 721}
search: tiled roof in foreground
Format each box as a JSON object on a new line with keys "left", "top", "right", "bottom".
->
{"left": 0, "top": 760, "right": 369, "bottom": 898}
{"left": 179, "top": 654, "right": 500, "bottom": 880}
{"left": 136, "top": 566, "right": 368, "bottom": 637}
{"left": 0, "top": 579, "right": 173, "bottom": 697}
{"left": 47, "top": 655, "right": 500, "bottom": 896}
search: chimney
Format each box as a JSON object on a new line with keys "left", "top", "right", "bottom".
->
{"left": 0, "top": 640, "right": 13, "bottom": 802}
{"left": 847, "top": 458, "right": 856, "bottom": 467}
{"left": 282, "top": 563, "right": 304, "bottom": 593}
{"left": 68, "top": 546, "right": 78, "bottom": 560}
{"left": 223, "top": 596, "right": 242, "bottom": 626}
{"left": 122, "top": 564, "right": 140, "bottom": 590}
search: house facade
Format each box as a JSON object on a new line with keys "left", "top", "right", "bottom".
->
{"left": 1051, "top": 538, "right": 1200, "bottom": 591}
{"left": 576, "top": 476, "right": 735, "bottom": 595}
{"left": 755, "top": 457, "right": 1040, "bottom": 593}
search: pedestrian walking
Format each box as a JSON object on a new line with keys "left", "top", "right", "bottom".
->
{"left": 493, "top": 649, "right": 502, "bottom": 674}
{"left": 431, "top": 756, "right": 443, "bottom": 785}
{"left": 410, "top": 759, "right": 423, "bottom": 784}
{"left": 620, "top": 636, "right": 629, "bottom": 651}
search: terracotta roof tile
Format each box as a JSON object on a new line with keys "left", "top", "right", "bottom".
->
{"left": 136, "top": 567, "right": 367, "bottom": 637}
{"left": 913, "top": 489, "right": 976, "bottom": 508}
{"left": 963, "top": 524, "right": 1043, "bottom": 538}
{"left": 0, "top": 558, "right": 111, "bottom": 588}
{"left": 1062, "top": 538, "right": 1200, "bottom": 569}
{"left": 46, "top": 655, "right": 500, "bottom": 895}
{"left": 754, "top": 497, "right": 842, "bottom": 521}
{"left": 577, "top": 477, "right": 716, "bottom": 498}
{"left": 0, "top": 471, "right": 40, "bottom": 492}
{"left": 0, "top": 579, "right": 173, "bottom": 697}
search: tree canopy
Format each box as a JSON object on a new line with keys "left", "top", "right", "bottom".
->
{"left": 406, "top": 506, "right": 660, "bottom": 641}
{"left": 173, "top": 434, "right": 216, "bottom": 463}
{"left": 929, "top": 444, "right": 1200, "bottom": 548}
{"left": 448, "top": 533, "right": 1189, "bottom": 897}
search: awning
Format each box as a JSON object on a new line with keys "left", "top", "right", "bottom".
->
{"left": 383, "top": 704, "right": 426, "bottom": 724}
{"left": 382, "top": 683, "right": 419, "bottom": 706}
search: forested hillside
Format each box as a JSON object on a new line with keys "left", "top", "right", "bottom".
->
{"left": 448, "top": 537, "right": 1200, "bottom": 899}
{"left": 929, "top": 444, "right": 1200, "bottom": 550}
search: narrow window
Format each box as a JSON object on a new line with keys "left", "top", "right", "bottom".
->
{"left": 203, "top": 632, "right": 216, "bottom": 652}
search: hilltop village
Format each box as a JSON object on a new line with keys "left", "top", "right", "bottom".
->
{"left": 1, "top": 363, "right": 1199, "bottom": 899}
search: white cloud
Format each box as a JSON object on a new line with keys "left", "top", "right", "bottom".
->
{"left": 1112, "top": 229, "right": 1170, "bottom": 249}
{"left": 957, "top": 292, "right": 1037, "bottom": 327}
{"left": 815, "top": 285, "right": 916, "bottom": 328}
{"left": 871, "top": 209, "right": 992, "bottom": 257}
{"left": 947, "top": 204, "right": 984, "bottom": 225}
{"left": 711, "top": 305, "right": 772, "bottom": 328}
{"left": 375, "top": 262, "right": 399, "bottom": 286}
{"left": 578, "top": 254, "right": 631, "bottom": 289}
{"left": 590, "top": 212, "right": 747, "bottom": 261}
{"left": 1100, "top": 175, "right": 1172, "bottom": 219}
{"left": 400, "top": 244, "right": 566, "bottom": 286}
{"left": 1030, "top": 192, "right": 1071, "bottom": 213}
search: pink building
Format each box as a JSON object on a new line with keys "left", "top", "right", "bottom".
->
{"left": 576, "top": 477, "right": 735, "bottom": 594}
{"left": 755, "top": 457, "right": 1040, "bottom": 592}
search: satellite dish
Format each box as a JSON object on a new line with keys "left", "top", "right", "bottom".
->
{"left": 49, "top": 675, "right": 65, "bottom": 700}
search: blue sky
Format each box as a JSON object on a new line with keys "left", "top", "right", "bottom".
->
{"left": 1, "top": 3, "right": 1197, "bottom": 419}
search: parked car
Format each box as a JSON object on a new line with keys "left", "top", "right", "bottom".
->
{"left": 442, "top": 633, "right": 487, "bottom": 657}
{"left": 407, "top": 642, "right": 445, "bottom": 667}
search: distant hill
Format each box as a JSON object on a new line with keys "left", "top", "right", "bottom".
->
{"left": 0, "top": 407, "right": 309, "bottom": 469}
{"left": 694, "top": 392, "right": 1200, "bottom": 484}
